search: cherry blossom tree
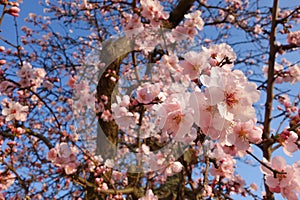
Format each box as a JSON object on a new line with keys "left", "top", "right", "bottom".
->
{"left": 0, "top": 0, "right": 299, "bottom": 199}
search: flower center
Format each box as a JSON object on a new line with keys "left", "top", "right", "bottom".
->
{"left": 225, "top": 92, "right": 238, "bottom": 108}
{"left": 10, "top": 109, "right": 17, "bottom": 115}
{"left": 172, "top": 113, "right": 182, "bottom": 125}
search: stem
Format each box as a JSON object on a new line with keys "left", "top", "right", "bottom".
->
{"left": 0, "top": 2, "right": 7, "bottom": 27}
{"left": 262, "top": 0, "right": 279, "bottom": 198}
{"left": 199, "top": 156, "right": 210, "bottom": 200}
{"left": 246, "top": 150, "right": 286, "bottom": 178}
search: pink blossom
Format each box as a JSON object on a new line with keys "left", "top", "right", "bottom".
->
{"left": 43, "top": 80, "right": 54, "bottom": 90}
{"left": 101, "top": 183, "right": 108, "bottom": 191}
{"left": 180, "top": 51, "right": 209, "bottom": 80}
{"left": 57, "top": 142, "right": 72, "bottom": 158}
{"left": 262, "top": 63, "right": 300, "bottom": 84}
{"left": 47, "top": 143, "right": 78, "bottom": 175}
{"left": 67, "top": 76, "right": 76, "bottom": 89}
{"left": 208, "top": 144, "right": 236, "bottom": 178}
{"left": 138, "top": 189, "right": 158, "bottom": 200}
{"left": 16, "top": 62, "right": 46, "bottom": 90}
{"left": 204, "top": 185, "right": 213, "bottom": 197}
{"left": 261, "top": 156, "right": 300, "bottom": 199}
{"left": 123, "top": 14, "right": 144, "bottom": 37}
{"left": 228, "top": 119, "right": 262, "bottom": 151}
{"left": 160, "top": 54, "right": 181, "bottom": 72}
{"left": 210, "top": 155, "right": 236, "bottom": 179}
{"left": 2, "top": 100, "right": 29, "bottom": 121}
{"left": 101, "top": 110, "right": 113, "bottom": 122}
{"left": 0, "top": 171, "right": 15, "bottom": 190}
{"left": 200, "top": 67, "right": 260, "bottom": 122}
{"left": 158, "top": 94, "right": 194, "bottom": 138}
{"left": 136, "top": 83, "right": 160, "bottom": 104}
{"left": 278, "top": 130, "right": 298, "bottom": 157}
{"left": 0, "top": 60, "right": 6, "bottom": 65}
{"left": 287, "top": 64, "right": 300, "bottom": 84}
{"left": 287, "top": 31, "right": 300, "bottom": 46}
{"left": 250, "top": 183, "right": 258, "bottom": 191}
{"left": 47, "top": 148, "right": 57, "bottom": 162}
{"left": 64, "top": 163, "right": 78, "bottom": 175}
{"left": 16, "top": 62, "right": 33, "bottom": 79}
{"left": 7, "top": 6, "right": 20, "bottom": 17}
{"left": 141, "top": 144, "right": 150, "bottom": 155}
{"left": 191, "top": 91, "right": 228, "bottom": 140}
{"left": 171, "top": 161, "right": 183, "bottom": 173}
{"left": 111, "top": 96, "right": 137, "bottom": 128}
{"left": 140, "top": 0, "right": 169, "bottom": 21}
{"left": 203, "top": 43, "right": 236, "bottom": 71}
{"left": 184, "top": 10, "right": 204, "bottom": 30}
{"left": 253, "top": 24, "right": 263, "bottom": 34}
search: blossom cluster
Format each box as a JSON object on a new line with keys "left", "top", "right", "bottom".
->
{"left": 140, "top": 0, "right": 169, "bottom": 22}
{"left": 0, "top": 170, "right": 15, "bottom": 191}
{"left": 16, "top": 62, "right": 46, "bottom": 91}
{"left": 1, "top": 99, "right": 28, "bottom": 122}
{"left": 261, "top": 156, "right": 300, "bottom": 200}
{"left": 287, "top": 31, "right": 300, "bottom": 46}
{"left": 0, "top": 1, "right": 20, "bottom": 17}
{"left": 47, "top": 142, "right": 79, "bottom": 175}
{"left": 263, "top": 63, "right": 300, "bottom": 84}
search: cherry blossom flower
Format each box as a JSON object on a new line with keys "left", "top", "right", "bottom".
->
{"left": 170, "top": 161, "right": 183, "bottom": 173}
{"left": 0, "top": 60, "right": 6, "bottom": 65}
{"left": 287, "top": 31, "right": 300, "bottom": 46}
{"left": 180, "top": 51, "right": 210, "bottom": 80}
{"left": 228, "top": 119, "right": 262, "bottom": 151}
{"left": 111, "top": 95, "right": 137, "bottom": 128}
{"left": 184, "top": 10, "right": 204, "bottom": 30}
{"left": 136, "top": 83, "right": 160, "bottom": 104}
{"left": 277, "top": 129, "right": 298, "bottom": 157}
{"left": 64, "top": 163, "right": 78, "bottom": 175}
{"left": 159, "top": 54, "right": 181, "bottom": 73}
{"left": 57, "top": 142, "right": 72, "bottom": 158}
{"left": 0, "top": 171, "right": 15, "bottom": 190}
{"left": 287, "top": 64, "right": 300, "bottom": 84}
{"left": 1, "top": 100, "right": 29, "bottom": 121}
{"left": 164, "top": 161, "right": 183, "bottom": 177}
{"left": 200, "top": 67, "right": 260, "bottom": 122}
{"left": 138, "top": 189, "right": 158, "bottom": 200}
{"left": 47, "top": 143, "right": 79, "bottom": 175}
{"left": 263, "top": 63, "right": 300, "bottom": 84}
{"left": 209, "top": 145, "right": 236, "bottom": 179}
{"left": 261, "top": 156, "right": 300, "bottom": 200}
{"left": 158, "top": 93, "right": 194, "bottom": 138}
{"left": 203, "top": 43, "right": 236, "bottom": 71}
{"left": 101, "top": 110, "right": 113, "bottom": 122}
{"left": 7, "top": 6, "right": 21, "bottom": 17}
{"left": 123, "top": 14, "right": 144, "bottom": 37}
{"left": 191, "top": 90, "right": 229, "bottom": 140}
{"left": 140, "top": 0, "right": 169, "bottom": 21}
{"left": 16, "top": 62, "right": 46, "bottom": 91}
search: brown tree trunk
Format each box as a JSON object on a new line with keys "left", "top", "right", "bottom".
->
{"left": 262, "top": 0, "right": 279, "bottom": 199}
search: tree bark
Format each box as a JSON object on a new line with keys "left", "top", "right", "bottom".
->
{"left": 262, "top": 0, "right": 279, "bottom": 199}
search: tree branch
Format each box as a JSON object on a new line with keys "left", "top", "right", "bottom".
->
{"left": 262, "top": 0, "right": 279, "bottom": 199}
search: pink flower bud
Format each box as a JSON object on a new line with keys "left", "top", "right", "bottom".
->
{"left": 9, "top": 6, "right": 20, "bottom": 13}
{"left": 0, "top": 60, "right": 6, "bottom": 65}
